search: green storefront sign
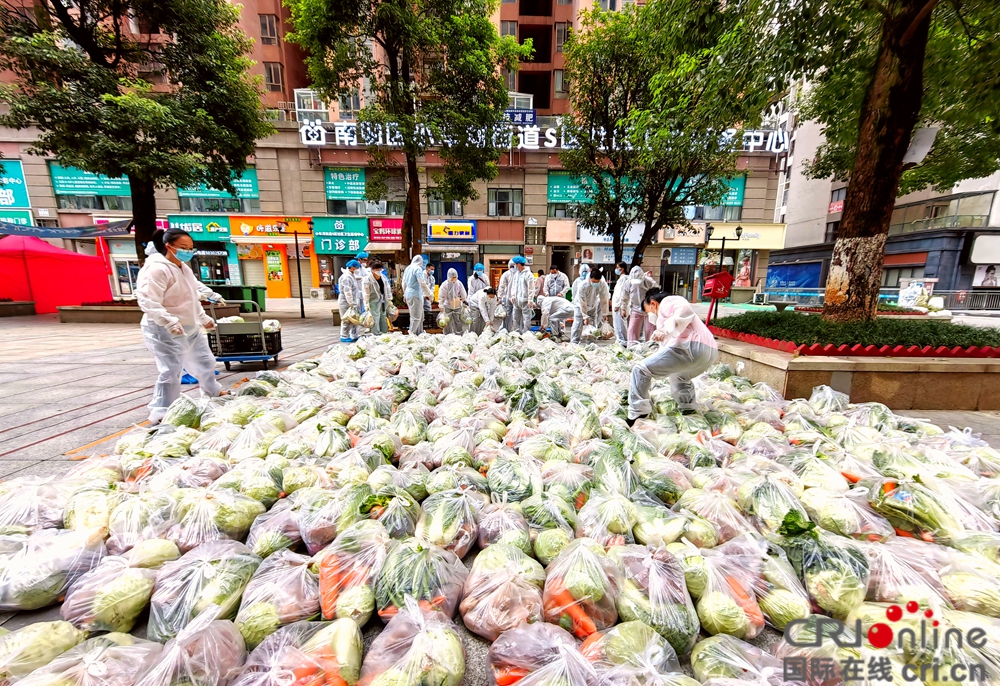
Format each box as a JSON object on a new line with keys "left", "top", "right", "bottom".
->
{"left": 548, "top": 171, "right": 591, "bottom": 204}
{"left": 0, "top": 209, "right": 32, "bottom": 226}
{"left": 167, "top": 215, "right": 232, "bottom": 241}
{"left": 0, "top": 160, "right": 32, "bottom": 209}
{"left": 324, "top": 167, "right": 366, "bottom": 200}
{"left": 49, "top": 163, "right": 130, "bottom": 195}
{"left": 313, "top": 216, "right": 369, "bottom": 255}
{"left": 723, "top": 175, "right": 746, "bottom": 206}
{"left": 177, "top": 169, "right": 260, "bottom": 199}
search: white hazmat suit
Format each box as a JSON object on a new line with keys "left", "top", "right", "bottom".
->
{"left": 570, "top": 273, "right": 610, "bottom": 344}
{"left": 469, "top": 290, "right": 503, "bottom": 334}
{"left": 510, "top": 265, "right": 535, "bottom": 334}
{"left": 438, "top": 268, "right": 468, "bottom": 334}
{"left": 539, "top": 295, "right": 574, "bottom": 339}
{"left": 611, "top": 268, "right": 630, "bottom": 345}
{"left": 496, "top": 259, "right": 516, "bottom": 332}
{"left": 403, "top": 256, "right": 432, "bottom": 335}
{"left": 338, "top": 267, "right": 362, "bottom": 342}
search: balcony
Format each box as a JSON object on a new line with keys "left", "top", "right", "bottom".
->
{"left": 888, "top": 214, "right": 988, "bottom": 235}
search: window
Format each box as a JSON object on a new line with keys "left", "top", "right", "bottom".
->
{"left": 598, "top": 0, "right": 617, "bottom": 9}
{"left": 555, "top": 23, "right": 567, "bottom": 52}
{"left": 259, "top": 14, "right": 278, "bottom": 45}
{"left": 525, "top": 226, "right": 546, "bottom": 244}
{"left": 697, "top": 205, "right": 741, "bottom": 222}
{"left": 830, "top": 187, "right": 847, "bottom": 203}
{"left": 295, "top": 89, "right": 329, "bottom": 122}
{"left": 557, "top": 0, "right": 571, "bottom": 5}
{"left": 179, "top": 197, "right": 260, "bottom": 213}
{"left": 428, "top": 196, "right": 463, "bottom": 216}
{"left": 509, "top": 92, "right": 532, "bottom": 109}
{"left": 502, "top": 0, "right": 515, "bottom": 5}
{"left": 824, "top": 221, "right": 840, "bottom": 242}
{"left": 488, "top": 189, "right": 523, "bottom": 217}
{"left": 57, "top": 195, "right": 132, "bottom": 211}
{"left": 503, "top": 69, "right": 517, "bottom": 91}
{"left": 554, "top": 69, "right": 568, "bottom": 94}
{"left": 338, "top": 91, "right": 361, "bottom": 120}
{"left": 547, "top": 203, "right": 578, "bottom": 218}
{"left": 327, "top": 200, "right": 366, "bottom": 215}
{"left": 264, "top": 62, "right": 284, "bottom": 92}
{"left": 501, "top": 21, "right": 517, "bottom": 37}
{"left": 881, "top": 266, "right": 924, "bottom": 288}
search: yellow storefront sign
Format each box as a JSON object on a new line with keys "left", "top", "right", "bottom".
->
{"left": 427, "top": 220, "right": 476, "bottom": 242}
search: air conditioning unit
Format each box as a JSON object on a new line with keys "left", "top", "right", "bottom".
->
{"left": 309, "top": 288, "right": 324, "bottom": 300}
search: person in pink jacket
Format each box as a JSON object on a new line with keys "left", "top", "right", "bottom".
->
{"left": 626, "top": 292, "right": 718, "bottom": 426}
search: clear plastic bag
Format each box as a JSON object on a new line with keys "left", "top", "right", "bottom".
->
{"left": 363, "top": 486, "right": 421, "bottom": 539}
{"left": 460, "top": 544, "right": 545, "bottom": 641}
{"left": 542, "top": 537, "right": 621, "bottom": 638}
{"left": 359, "top": 597, "right": 465, "bottom": 686}
{"left": 0, "top": 476, "right": 80, "bottom": 535}
{"left": 342, "top": 306, "right": 362, "bottom": 326}
{"left": 374, "top": 538, "right": 469, "bottom": 622}
{"left": 168, "top": 488, "right": 266, "bottom": 553}
{"left": 137, "top": 607, "right": 247, "bottom": 686}
{"left": 581, "top": 621, "right": 690, "bottom": 686}
{"left": 315, "top": 519, "right": 391, "bottom": 625}
{"left": 576, "top": 490, "right": 639, "bottom": 548}
{"left": 246, "top": 498, "right": 302, "bottom": 559}
{"left": 0, "top": 620, "right": 86, "bottom": 681}
{"left": 234, "top": 549, "right": 320, "bottom": 649}
{"left": 541, "top": 460, "right": 593, "bottom": 510}
{"left": 17, "top": 633, "right": 163, "bottom": 686}
{"left": 61, "top": 553, "right": 161, "bottom": 633}
{"left": 478, "top": 501, "right": 532, "bottom": 555}
{"left": 426, "top": 465, "right": 489, "bottom": 495}
{"left": 297, "top": 484, "right": 373, "bottom": 554}
{"left": 672, "top": 489, "right": 754, "bottom": 544}
{"left": 799, "top": 487, "right": 894, "bottom": 541}
{"left": 227, "top": 417, "right": 288, "bottom": 462}
{"left": 634, "top": 458, "right": 694, "bottom": 507}
{"left": 415, "top": 488, "right": 486, "bottom": 558}
{"left": 229, "top": 619, "right": 363, "bottom": 686}
{"left": 685, "top": 541, "right": 765, "bottom": 641}
{"left": 690, "top": 634, "right": 786, "bottom": 685}
{"left": 487, "top": 622, "right": 593, "bottom": 686}
{"left": 734, "top": 473, "right": 808, "bottom": 536}
{"left": 633, "top": 497, "right": 719, "bottom": 548}
{"left": 148, "top": 540, "right": 261, "bottom": 643}
{"left": 609, "top": 545, "right": 699, "bottom": 656}
{"left": 0, "top": 527, "right": 106, "bottom": 611}
{"left": 213, "top": 458, "right": 284, "bottom": 508}
{"left": 368, "top": 464, "right": 429, "bottom": 502}
{"left": 487, "top": 455, "right": 543, "bottom": 503}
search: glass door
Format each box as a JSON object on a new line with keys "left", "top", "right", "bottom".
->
{"left": 114, "top": 259, "right": 141, "bottom": 296}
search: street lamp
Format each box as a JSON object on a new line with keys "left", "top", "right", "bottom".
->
{"left": 704, "top": 224, "right": 744, "bottom": 274}
{"left": 290, "top": 220, "right": 311, "bottom": 320}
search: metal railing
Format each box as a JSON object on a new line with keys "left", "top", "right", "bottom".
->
{"left": 932, "top": 290, "right": 1000, "bottom": 311}
{"left": 758, "top": 288, "right": 902, "bottom": 306}
{"left": 888, "top": 214, "right": 988, "bottom": 235}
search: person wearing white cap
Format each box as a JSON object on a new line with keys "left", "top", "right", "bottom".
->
{"left": 570, "top": 265, "right": 609, "bottom": 344}
{"left": 403, "top": 255, "right": 432, "bottom": 335}
{"left": 496, "top": 258, "right": 516, "bottom": 332}
{"left": 611, "top": 260, "right": 630, "bottom": 345}
{"left": 437, "top": 268, "right": 468, "bottom": 334}
{"left": 510, "top": 255, "right": 534, "bottom": 333}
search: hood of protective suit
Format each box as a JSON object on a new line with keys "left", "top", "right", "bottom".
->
{"left": 579, "top": 265, "right": 590, "bottom": 280}
{"left": 657, "top": 296, "right": 697, "bottom": 338}
{"left": 447, "top": 268, "right": 458, "bottom": 281}
{"left": 410, "top": 255, "right": 425, "bottom": 267}
{"left": 629, "top": 266, "right": 646, "bottom": 284}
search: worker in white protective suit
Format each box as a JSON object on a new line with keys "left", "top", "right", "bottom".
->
{"left": 338, "top": 259, "right": 364, "bottom": 342}
{"left": 403, "top": 255, "right": 433, "bottom": 335}
{"left": 539, "top": 295, "right": 575, "bottom": 341}
{"left": 570, "top": 265, "right": 610, "bottom": 344}
{"left": 469, "top": 287, "right": 503, "bottom": 334}
{"left": 362, "top": 259, "right": 391, "bottom": 335}
{"left": 438, "top": 268, "right": 468, "bottom": 334}
{"left": 496, "top": 258, "right": 516, "bottom": 332}
{"left": 135, "top": 227, "right": 223, "bottom": 424}
{"left": 544, "top": 265, "right": 570, "bottom": 298}
{"left": 610, "top": 261, "right": 630, "bottom": 345}
{"left": 422, "top": 261, "right": 436, "bottom": 324}
{"left": 510, "top": 255, "right": 534, "bottom": 333}
{"left": 624, "top": 265, "right": 659, "bottom": 347}
{"left": 468, "top": 263, "right": 489, "bottom": 298}
{"left": 627, "top": 292, "right": 718, "bottom": 426}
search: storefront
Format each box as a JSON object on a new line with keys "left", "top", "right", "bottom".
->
{"left": 229, "top": 216, "right": 315, "bottom": 299}
{"left": 427, "top": 220, "right": 478, "bottom": 286}
{"left": 48, "top": 164, "right": 132, "bottom": 228}
{"left": 313, "top": 216, "right": 369, "bottom": 295}
{"left": 692, "top": 223, "right": 786, "bottom": 299}
{"left": 167, "top": 215, "right": 241, "bottom": 287}
{"left": 177, "top": 169, "right": 260, "bottom": 213}
{"left": 0, "top": 160, "right": 33, "bottom": 227}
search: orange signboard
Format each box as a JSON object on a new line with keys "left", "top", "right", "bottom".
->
{"left": 230, "top": 216, "right": 312, "bottom": 238}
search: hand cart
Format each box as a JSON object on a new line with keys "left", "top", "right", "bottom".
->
{"left": 205, "top": 300, "right": 282, "bottom": 370}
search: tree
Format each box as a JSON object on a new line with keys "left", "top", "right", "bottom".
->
{"left": 0, "top": 0, "right": 274, "bottom": 261}
{"left": 287, "top": 0, "right": 530, "bottom": 258}
{"left": 560, "top": 0, "right": 792, "bottom": 268}
{"left": 793, "top": 0, "right": 1000, "bottom": 321}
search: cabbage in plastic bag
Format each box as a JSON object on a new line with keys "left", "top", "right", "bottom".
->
{"left": 234, "top": 549, "right": 320, "bottom": 649}
{"left": 542, "top": 537, "right": 621, "bottom": 638}
{"left": 16, "top": 633, "right": 162, "bottom": 686}
{"left": 374, "top": 538, "right": 469, "bottom": 622}
{"left": 487, "top": 622, "right": 594, "bottom": 686}
{"left": 137, "top": 607, "right": 246, "bottom": 686}
{"left": 0, "top": 620, "right": 86, "bottom": 681}
{"left": 460, "top": 543, "right": 545, "bottom": 640}
{"left": 0, "top": 527, "right": 106, "bottom": 611}
{"left": 229, "top": 619, "right": 363, "bottom": 686}
{"left": 415, "top": 488, "right": 486, "bottom": 558}
{"left": 316, "top": 519, "right": 391, "bottom": 626}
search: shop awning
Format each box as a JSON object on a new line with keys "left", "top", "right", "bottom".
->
{"left": 0, "top": 219, "right": 133, "bottom": 238}
{"left": 366, "top": 242, "right": 402, "bottom": 252}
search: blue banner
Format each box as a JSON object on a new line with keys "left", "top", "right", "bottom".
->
{"left": 0, "top": 219, "right": 133, "bottom": 238}
{"left": 766, "top": 262, "right": 822, "bottom": 289}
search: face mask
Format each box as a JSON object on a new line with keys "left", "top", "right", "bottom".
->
{"left": 648, "top": 312, "right": 658, "bottom": 324}
{"left": 616, "top": 269, "right": 623, "bottom": 276}
{"left": 172, "top": 246, "right": 196, "bottom": 262}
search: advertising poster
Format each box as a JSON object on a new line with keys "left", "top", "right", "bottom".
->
{"left": 974, "top": 264, "right": 999, "bottom": 288}
{"left": 265, "top": 250, "right": 284, "bottom": 282}
{"left": 734, "top": 249, "right": 754, "bottom": 287}
{"left": 765, "top": 262, "right": 823, "bottom": 289}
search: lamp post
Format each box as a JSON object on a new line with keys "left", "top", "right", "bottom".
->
{"left": 704, "top": 224, "right": 744, "bottom": 274}
{"left": 290, "top": 221, "right": 311, "bottom": 320}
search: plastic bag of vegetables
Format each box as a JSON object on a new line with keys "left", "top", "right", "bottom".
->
{"left": 860, "top": 538, "right": 951, "bottom": 611}
{"left": 359, "top": 597, "right": 465, "bottom": 686}
{"left": 168, "top": 488, "right": 266, "bottom": 553}
{"left": 361, "top": 486, "right": 421, "bottom": 539}
{"left": 487, "top": 455, "right": 543, "bottom": 503}
{"left": 316, "top": 520, "right": 391, "bottom": 626}
{"left": 633, "top": 498, "right": 718, "bottom": 549}
{"left": 609, "top": 545, "right": 699, "bottom": 656}
{"left": 136, "top": 608, "right": 246, "bottom": 686}
{"left": 415, "top": 488, "right": 486, "bottom": 558}
{"left": 0, "top": 476, "right": 79, "bottom": 535}
{"left": 389, "top": 410, "right": 428, "bottom": 446}
{"left": 684, "top": 542, "right": 765, "bottom": 640}
{"left": 576, "top": 490, "right": 640, "bottom": 548}
{"left": 368, "top": 464, "right": 429, "bottom": 502}
{"left": 864, "top": 476, "right": 977, "bottom": 544}
{"left": 581, "top": 621, "right": 699, "bottom": 686}
{"left": 298, "top": 484, "right": 373, "bottom": 554}
{"left": 148, "top": 540, "right": 262, "bottom": 643}
{"left": 229, "top": 619, "right": 363, "bottom": 686}
{"left": 246, "top": 498, "right": 302, "bottom": 559}
{"left": 426, "top": 465, "right": 488, "bottom": 495}
{"left": 634, "top": 459, "right": 694, "bottom": 507}
{"left": 227, "top": 416, "right": 288, "bottom": 462}
{"left": 235, "top": 549, "right": 320, "bottom": 649}
{"left": 213, "top": 458, "right": 284, "bottom": 508}
{"left": 798, "top": 487, "right": 894, "bottom": 541}
{"left": 487, "top": 622, "right": 594, "bottom": 686}
{"left": 0, "top": 620, "right": 86, "bottom": 681}
{"left": 690, "top": 634, "right": 786, "bottom": 685}
{"left": 374, "top": 538, "right": 469, "bottom": 621}
{"left": 478, "top": 501, "right": 532, "bottom": 555}
{"left": 543, "top": 537, "right": 622, "bottom": 638}
{"left": 772, "top": 511, "right": 870, "bottom": 619}
{"left": 734, "top": 474, "right": 808, "bottom": 536}
{"left": 0, "top": 527, "right": 106, "bottom": 611}
{"left": 16, "top": 633, "right": 162, "bottom": 686}
{"left": 541, "top": 460, "right": 593, "bottom": 510}
{"left": 459, "top": 544, "right": 545, "bottom": 640}
{"left": 63, "top": 483, "right": 128, "bottom": 531}
{"left": 672, "top": 489, "right": 754, "bottom": 544}
{"left": 107, "top": 491, "right": 181, "bottom": 555}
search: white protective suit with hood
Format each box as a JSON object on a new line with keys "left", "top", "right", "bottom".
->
{"left": 570, "top": 272, "right": 610, "bottom": 344}
{"left": 539, "top": 295, "right": 574, "bottom": 339}
{"left": 362, "top": 270, "right": 391, "bottom": 335}
{"left": 510, "top": 265, "right": 535, "bottom": 334}
{"left": 403, "top": 255, "right": 432, "bottom": 335}
{"left": 338, "top": 267, "right": 363, "bottom": 341}
{"left": 135, "top": 249, "right": 223, "bottom": 423}
{"left": 624, "top": 266, "right": 658, "bottom": 346}
{"left": 468, "top": 269, "right": 490, "bottom": 298}
{"left": 496, "top": 259, "right": 516, "bottom": 332}
{"left": 611, "top": 267, "right": 630, "bottom": 345}
{"left": 469, "top": 289, "right": 503, "bottom": 334}
{"left": 544, "top": 270, "right": 570, "bottom": 298}
{"left": 437, "top": 268, "right": 468, "bottom": 334}
{"left": 628, "top": 295, "right": 718, "bottom": 419}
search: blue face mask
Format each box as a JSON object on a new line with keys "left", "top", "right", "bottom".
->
{"left": 172, "top": 246, "right": 196, "bottom": 263}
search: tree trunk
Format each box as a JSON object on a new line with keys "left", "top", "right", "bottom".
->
{"left": 403, "top": 152, "right": 422, "bottom": 259}
{"left": 632, "top": 223, "right": 659, "bottom": 271}
{"left": 823, "top": 0, "right": 935, "bottom": 322}
{"left": 130, "top": 176, "right": 157, "bottom": 265}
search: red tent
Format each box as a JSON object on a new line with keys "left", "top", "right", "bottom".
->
{"left": 0, "top": 235, "right": 113, "bottom": 313}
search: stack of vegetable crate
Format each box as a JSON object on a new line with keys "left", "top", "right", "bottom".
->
{"left": 3, "top": 332, "right": 1000, "bottom": 686}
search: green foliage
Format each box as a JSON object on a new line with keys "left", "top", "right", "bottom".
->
{"left": 713, "top": 311, "right": 1000, "bottom": 348}
{"left": 560, "top": 0, "right": 791, "bottom": 264}
{"left": 795, "top": 0, "right": 1000, "bottom": 194}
